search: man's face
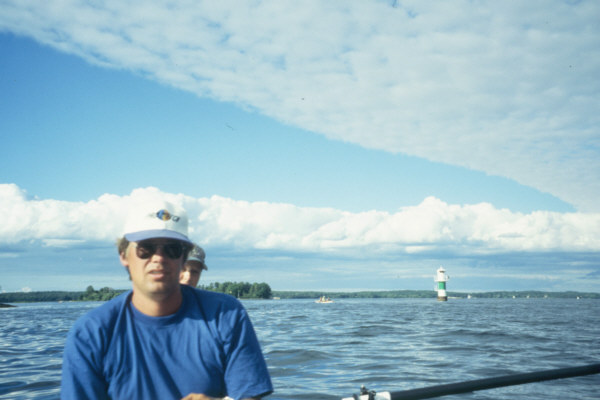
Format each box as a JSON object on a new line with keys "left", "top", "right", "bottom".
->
{"left": 120, "top": 238, "right": 186, "bottom": 301}
{"left": 180, "top": 261, "right": 203, "bottom": 287}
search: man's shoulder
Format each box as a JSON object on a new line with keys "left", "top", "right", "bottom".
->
{"left": 185, "top": 285, "right": 239, "bottom": 302}
{"left": 71, "top": 291, "right": 132, "bottom": 334}
{"left": 183, "top": 286, "right": 246, "bottom": 316}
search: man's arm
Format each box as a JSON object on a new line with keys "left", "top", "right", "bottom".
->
{"left": 222, "top": 306, "right": 273, "bottom": 400}
{"left": 61, "top": 328, "right": 109, "bottom": 400}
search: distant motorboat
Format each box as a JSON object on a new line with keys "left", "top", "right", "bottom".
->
{"left": 315, "top": 296, "right": 334, "bottom": 303}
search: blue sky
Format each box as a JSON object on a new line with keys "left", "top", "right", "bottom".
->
{"left": 1, "top": 1, "right": 599, "bottom": 294}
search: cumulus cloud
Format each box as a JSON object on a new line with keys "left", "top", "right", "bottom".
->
{"left": 1, "top": 1, "right": 598, "bottom": 211}
{"left": 1, "top": 184, "right": 599, "bottom": 257}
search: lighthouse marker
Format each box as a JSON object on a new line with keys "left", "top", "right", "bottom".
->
{"left": 434, "top": 266, "right": 449, "bottom": 301}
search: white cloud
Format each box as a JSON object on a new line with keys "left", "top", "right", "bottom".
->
{"left": 41, "top": 239, "right": 86, "bottom": 248}
{"left": 1, "top": 1, "right": 598, "bottom": 211}
{"left": 1, "top": 184, "right": 599, "bottom": 257}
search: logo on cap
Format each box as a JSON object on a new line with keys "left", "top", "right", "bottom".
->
{"left": 156, "top": 210, "right": 180, "bottom": 222}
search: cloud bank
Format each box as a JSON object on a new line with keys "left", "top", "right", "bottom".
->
{"left": 2, "top": 184, "right": 598, "bottom": 256}
{"left": 2, "top": 184, "right": 599, "bottom": 292}
{"left": 1, "top": 1, "right": 598, "bottom": 211}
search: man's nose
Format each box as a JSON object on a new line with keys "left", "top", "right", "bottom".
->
{"left": 152, "top": 245, "right": 168, "bottom": 258}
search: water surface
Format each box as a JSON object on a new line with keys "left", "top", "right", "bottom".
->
{"left": 1, "top": 298, "right": 598, "bottom": 399}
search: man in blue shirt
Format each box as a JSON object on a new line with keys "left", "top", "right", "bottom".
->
{"left": 61, "top": 200, "right": 273, "bottom": 400}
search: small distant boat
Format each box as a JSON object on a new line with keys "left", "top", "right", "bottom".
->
{"left": 315, "top": 296, "right": 334, "bottom": 303}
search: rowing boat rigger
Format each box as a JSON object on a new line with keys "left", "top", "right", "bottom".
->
{"left": 341, "top": 363, "right": 600, "bottom": 400}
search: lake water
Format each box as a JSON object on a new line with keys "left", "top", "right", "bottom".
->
{"left": 0, "top": 298, "right": 598, "bottom": 399}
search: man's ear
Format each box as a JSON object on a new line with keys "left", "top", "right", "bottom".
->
{"left": 119, "top": 251, "right": 129, "bottom": 267}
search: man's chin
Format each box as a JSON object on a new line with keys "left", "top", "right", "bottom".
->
{"left": 144, "top": 280, "right": 180, "bottom": 295}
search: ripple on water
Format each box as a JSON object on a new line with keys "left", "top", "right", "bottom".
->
{"left": 1, "top": 299, "right": 598, "bottom": 400}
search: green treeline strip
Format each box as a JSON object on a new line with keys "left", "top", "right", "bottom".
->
{"left": 271, "top": 290, "right": 600, "bottom": 299}
{"left": 0, "top": 282, "right": 273, "bottom": 303}
{"left": 0, "top": 287, "right": 598, "bottom": 303}
{"left": 0, "top": 286, "right": 127, "bottom": 303}
{"left": 272, "top": 290, "right": 435, "bottom": 299}
{"left": 0, "top": 290, "right": 84, "bottom": 303}
{"left": 199, "top": 281, "right": 272, "bottom": 299}
{"left": 82, "top": 286, "right": 128, "bottom": 301}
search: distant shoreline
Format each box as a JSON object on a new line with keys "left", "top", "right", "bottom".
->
{"left": 271, "top": 289, "right": 600, "bottom": 300}
{"left": 1, "top": 289, "right": 598, "bottom": 303}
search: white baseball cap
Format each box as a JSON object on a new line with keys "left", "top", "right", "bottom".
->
{"left": 123, "top": 200, "right": 192, "bottom": 244}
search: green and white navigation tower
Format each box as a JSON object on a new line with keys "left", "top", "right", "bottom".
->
{"left": 435, "top": 266, "right": 449, "bottom": 301}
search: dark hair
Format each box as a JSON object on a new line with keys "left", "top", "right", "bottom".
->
{"left": 116, "top": 237, "right": 130, "bottom": 256}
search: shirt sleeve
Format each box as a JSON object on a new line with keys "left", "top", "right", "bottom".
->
{"left": 223, "top": 305, "right": 273, "bottom": 399}
{"left": 61, "top": 322, "right": 110, "bottom": 400}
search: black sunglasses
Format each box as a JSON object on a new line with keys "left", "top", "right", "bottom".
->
{"left": 135, "top": 241, "right": 187, "bottom": 260}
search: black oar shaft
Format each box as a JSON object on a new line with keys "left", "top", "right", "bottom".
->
{"left": 389, "top": 363, "right": 600, "bottom": 400}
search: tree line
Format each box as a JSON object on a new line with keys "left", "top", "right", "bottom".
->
{"left": 0, "top": 282, "right": 273, "bottom": 303}
{"left": 1, "top": 287, "right": 598, "bottom": 303}
{"left": 271, "top": 290, "right": 438, "bottom": 299}
{"left": 82, "top": 286, "right": 126, "bottom": 301}
{"left": 271, "top": 290, "right": 600, "bottom": 299}
{"left": 0, "top": 286, "right": 126, "bottom": 303}
{"left": 199, "top": 281, "right": 272, "bottom": 299}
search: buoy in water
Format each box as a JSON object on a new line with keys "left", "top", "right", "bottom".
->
{"left": 434, "top": 266, "right": 449, "bottom": 301}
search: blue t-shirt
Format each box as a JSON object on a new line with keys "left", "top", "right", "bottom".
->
{"left": 61, "top": 286, "right": 273, "bottom": 400}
